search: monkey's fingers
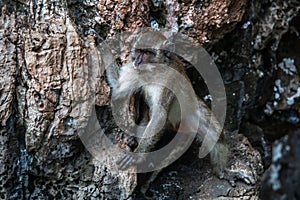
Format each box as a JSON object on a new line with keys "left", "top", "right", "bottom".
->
{"left": 125, "top": 136, "right": 138, "bottom": 151}
{"left": 116, "top": 153, "right": 137, "bottom": 170}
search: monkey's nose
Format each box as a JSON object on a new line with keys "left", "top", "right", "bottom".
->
{"left": 134, "top": 53, "right": 144, "bottom": 67}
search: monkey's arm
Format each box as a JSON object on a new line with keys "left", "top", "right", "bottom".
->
{"left": 105, "top": 63, "right": 141, "bottom": 152}
{"left": 117, "top": 86, "right": 174, "bottom": 170}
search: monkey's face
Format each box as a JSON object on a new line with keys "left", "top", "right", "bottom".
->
{"left": 132, "top": 49, "right": 173, "bottom": 70}
{"left": 133, "top": 49, "right": 156, "bottom": 69}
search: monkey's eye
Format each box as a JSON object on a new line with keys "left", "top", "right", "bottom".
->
{"left": 145, "top": 50, "right": 153, "bottom": 55}
{"left": 135, "top": 49, "right": 142, "bottom": 54}
{"left": 133, "top": 49, "right": 155, "bottom": 55}
{"left": 142, "top": 49, "right": 155, "bottom": 56}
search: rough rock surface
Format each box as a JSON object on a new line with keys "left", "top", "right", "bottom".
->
{"left": 0, "top": 0, "right": 134, "bottom": 199}
{"left": 149, "top": 134, "right": 263, "bottom": 199}
{"left": 260, "top": 130, "right": 300, "bottom": 199}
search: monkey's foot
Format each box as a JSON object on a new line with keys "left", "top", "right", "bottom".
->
{"left": 222, "top": 168, "right": 256, "bottom": 187}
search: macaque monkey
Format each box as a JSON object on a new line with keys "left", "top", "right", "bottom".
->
{"left": 105, "top": 31, "right": 228, "bottom": 197}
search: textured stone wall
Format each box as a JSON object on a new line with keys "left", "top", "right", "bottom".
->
{"left": 0, "top": 0, "right": 134, "bottom": 199}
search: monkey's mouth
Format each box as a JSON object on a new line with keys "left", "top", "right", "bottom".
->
{"left": 133, "top": 49, "right": 156, "bottom": 69}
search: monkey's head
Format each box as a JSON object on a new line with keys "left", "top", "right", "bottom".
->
{"left": 131, "top": 32, "right": 175, "bottom": 69}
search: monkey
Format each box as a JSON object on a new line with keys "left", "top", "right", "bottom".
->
{"left": 105, "top": 31, "right": 229, "bottom": 197}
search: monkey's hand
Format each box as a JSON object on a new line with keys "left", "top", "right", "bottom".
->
{"left": 124, "top": 135, "right": 138, "bottom": 151}
{"left": 116, "top": 135, "right": 138, "bottom": 152}
{"left": 115, "top": 134, "right": 141, "bottom": 170}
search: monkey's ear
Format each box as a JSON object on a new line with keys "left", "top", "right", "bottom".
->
{"left": 105, "top": 63, "right": 120, "bottom": 90}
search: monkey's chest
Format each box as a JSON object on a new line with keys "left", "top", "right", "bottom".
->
{"left": 143, "top": 85, "right": 181, "bottom": 129}
{"left": 143, "top": 85, "right": 168, "bottom": 105}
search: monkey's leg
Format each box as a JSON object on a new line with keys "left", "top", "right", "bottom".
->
{"left": 131, "top": 170, "right": 162, "bottom": 199}
{"left": 117, "top": 86, "right": 175, "bottom": 170}
{"left": 140, "top": 170, "right": 160, "bottom": 195}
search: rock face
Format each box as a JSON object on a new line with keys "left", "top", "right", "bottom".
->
{"left": 0, "top": 0, "right": 133, "bottom": 199}
{"left": 260, "top": 130, "right": 300, "bottom": 200}
{"left": 0, "top": 0, "right": 299, "bottom": 199}
{"left": 148, "top": 134, "right": 263, "bottom": 199}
